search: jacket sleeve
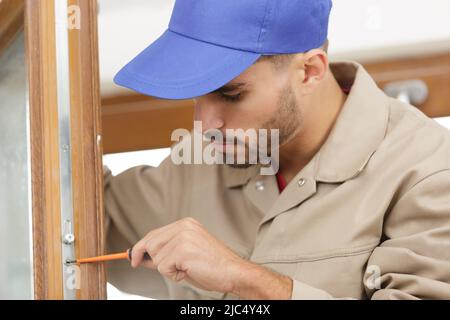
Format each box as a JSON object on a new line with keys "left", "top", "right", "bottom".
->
{"left": 291, "top": 170, "right": 450, "bottom": 300}
{"left": 364, "top": 169, "right": 450, "bottom": 299}
{"left": 103, "top": 156, "right": 191, "bottom": 298}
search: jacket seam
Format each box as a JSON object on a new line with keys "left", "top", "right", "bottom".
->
{"left": 409, "top": 168, "right": 450, "bottom": 191}
{"left": 393, "top": 169, "right": 450, "bottom": 207}
{"left": 252, "top": 241, "right": 379, "bottom": 263}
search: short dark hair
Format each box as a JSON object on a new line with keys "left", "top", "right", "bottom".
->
{"left": 257, "top": 39, "right": 329, "bottom": 68}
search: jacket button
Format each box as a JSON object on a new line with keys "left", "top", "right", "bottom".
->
{"left": 298, "top": 178, "right": 306, "bottom": 187}
{"left": 255, "top": 180, "right": 265, "bottom": 191}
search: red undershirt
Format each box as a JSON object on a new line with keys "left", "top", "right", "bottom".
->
{"left": 275, "top": 86, "right": 352, "bottom": 193}
{"left": 276, "top": 171, "right": 288, "bottom": 192}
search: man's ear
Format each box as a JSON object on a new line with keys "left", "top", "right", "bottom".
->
{"left": 291, "top": 50, "right": 328, "bottom": 94}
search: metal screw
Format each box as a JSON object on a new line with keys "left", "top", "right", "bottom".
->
{"left": 62, "top": 144, "right": 70, "bottom": 153}
{"left": 62, "top": 219, "right": 75, "bottom": 245}
{"left": 63, "top": 233, "right": 75, "bottom": 245}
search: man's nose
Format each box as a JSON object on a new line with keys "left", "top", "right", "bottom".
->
{"left": 194, "top": 103, "right": 224, "bottom": 133}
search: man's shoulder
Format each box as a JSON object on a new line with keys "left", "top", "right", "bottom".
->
{"left": 386, "top": 97, "right": 450, "bottom": 144}
{"left": 379, "top": 97, "right": 450, "bottom": 179}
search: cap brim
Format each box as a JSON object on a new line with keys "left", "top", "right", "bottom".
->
{"left": 114, "top": 30, "right": 261, "bottom": 100}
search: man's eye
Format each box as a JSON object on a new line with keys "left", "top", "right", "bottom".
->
{"left": 219, "top": 92, "right": 242, "bottom": 102}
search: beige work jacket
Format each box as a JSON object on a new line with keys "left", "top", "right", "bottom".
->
{"left": 104, "top": 61, "right": 450, "bottom": 300}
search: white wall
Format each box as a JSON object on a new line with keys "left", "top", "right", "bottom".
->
{"left": 98, "top": 0, "right": 450, "bottom": 97}
{"left": 329, "top": 0, "right": 450, "bottom": 57}
{"left": 98, "top": 0, "right": 175, "bottom": 97}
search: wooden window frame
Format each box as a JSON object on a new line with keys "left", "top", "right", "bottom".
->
{"left": 26, "top": 0, "right": 106, "bottom": 299}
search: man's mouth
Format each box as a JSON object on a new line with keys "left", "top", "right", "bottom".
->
{"left": 211, "top": 141, "right": 235, "bottom": 153}
{"left": 206, "top": 135, "right": 248, "bottom": 155}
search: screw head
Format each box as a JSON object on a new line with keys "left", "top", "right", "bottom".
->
{"left": 63, "top": 233, "right": 75, "bottom": 244}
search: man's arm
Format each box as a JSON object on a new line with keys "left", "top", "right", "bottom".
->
{"left": 291, "top": 169, "right": 450, "bottom": 300}
{"left": 103, "top": 157, "right": 190, "bottom": 299}
{"left": 130, "top": 217, "right": 294, "bottom": 299}
{"left": 131, "top": 170, "right": 450, "bottom": 300}
{"left": 229, "top": 260, "right": 293, "bottom": 299}
{"left": 287, "top": 170, "right": 450, "bottom": 300}
{"left": 363, "top": 169, "right": 450, "bottom": 299}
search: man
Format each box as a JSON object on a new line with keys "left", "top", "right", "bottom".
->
{"left": 104, "top": 0, "right": 450, "bottom": 299}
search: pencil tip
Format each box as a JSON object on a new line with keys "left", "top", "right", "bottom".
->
{"left": 65, "top": 259, "right": 77, "bottom": 265}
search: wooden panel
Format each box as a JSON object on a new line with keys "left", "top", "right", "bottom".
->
{"left": 27, "top": 0, "right": 106, "bottom": 299}
{"left": 26, "top": 0, "right": 64, "bottom": 299}
{"left": 102, "top": 95, "right": 194, "bottom": 154}
{"left": 364, "top": 52, "right": 450, "bottom": 118}
{"left": 0, "top": 0, "right": 24, "bottom": 55}
{"left": 68, "top": 0, "right": 106, "bottom": 299}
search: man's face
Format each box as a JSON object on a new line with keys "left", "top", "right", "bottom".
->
{"left": 194, "top": 58, "right": 303, "bottom": 166}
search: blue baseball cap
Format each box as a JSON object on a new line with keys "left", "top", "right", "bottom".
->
{"left": 114, "top": 0, "right": 333, "bottom": 100}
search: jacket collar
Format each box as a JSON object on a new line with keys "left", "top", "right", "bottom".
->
{"left": 314, "top": 61, "right": 389, "bottom": 182}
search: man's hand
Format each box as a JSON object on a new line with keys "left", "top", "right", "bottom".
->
{"left": 130, "top": 217, "right": 293, "bottom": 299}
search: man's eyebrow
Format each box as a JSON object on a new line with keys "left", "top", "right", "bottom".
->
{"left": 211, "top": 82, "right": 247, "bottom": 94}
